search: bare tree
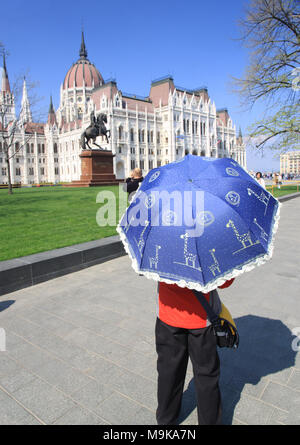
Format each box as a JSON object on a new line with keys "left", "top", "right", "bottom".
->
{"left": 0, "top": 46, "right": 41, "bottom": 194}
{"left": 233, "top": 0, "right": 300, "bottom": 152}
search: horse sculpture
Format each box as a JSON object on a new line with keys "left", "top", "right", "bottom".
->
{"left": 80, "top": 112, "right": 110, "bottom": 150}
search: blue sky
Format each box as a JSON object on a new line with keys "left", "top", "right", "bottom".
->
{"left": 1, "top": 0, "right": 280, "bottom": 171}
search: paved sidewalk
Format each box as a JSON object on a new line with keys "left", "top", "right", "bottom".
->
{"left": 0, "top": 199, "right": 299, "bottom": 425}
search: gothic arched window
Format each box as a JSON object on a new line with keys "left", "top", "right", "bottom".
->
{"left": 118, "top": 126, "right": 123, "bottom": 140}
{"left": 130, "top": 128, "right": 134, "bottom": 142}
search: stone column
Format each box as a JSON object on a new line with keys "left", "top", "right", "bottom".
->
{"left": 169, "top": 104, "right": 175, "bottom": 162}
{"left": 154, "top": 113, "right": 158, "bottom": 168}
{"left": 34, "top": 133, "right": 40, "bottom": 184}
{"left": 135, "top": 105, "right": 139, "bottom": 170}
{"left": 23, "top": 133, "right": 28, "bottom": 184}
{"left": 206, "top": 113, "right": 210, "bottom": 156}
{"left": 145, "top": 107, "right": 149, "bottom": 174}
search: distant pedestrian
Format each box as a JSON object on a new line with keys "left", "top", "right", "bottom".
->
{"left": 255, "top": 172, "right": 266, "bottom": 189}
{"left": 273, "top": 173, "right": 281, "bottom": 189}
{"left": 123, "top": 168, "right": 144, "bottom": 199}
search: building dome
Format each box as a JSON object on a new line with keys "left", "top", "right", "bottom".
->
{"left": 63, "top": 32, "right": 104, "bottom": 90}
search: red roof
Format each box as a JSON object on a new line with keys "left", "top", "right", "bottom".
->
{"left": 25, "top": 122, "right": 45, "bottom": 135}
{"left": 149, "top": 78, "right": 175, "bottom": 107}
{"left": 217, "top": 109, "right": 229, "bottom": 127}
{"left": 63, "top": 59, "right": 103, "bottom": 90}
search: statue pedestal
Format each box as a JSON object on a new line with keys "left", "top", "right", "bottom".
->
{"left": 64, "top": 150, "right": 121, "bottom": 187}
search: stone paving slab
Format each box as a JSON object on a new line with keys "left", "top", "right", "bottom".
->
{"left": 0, "top": 198, "right": 299, "bottom": 424}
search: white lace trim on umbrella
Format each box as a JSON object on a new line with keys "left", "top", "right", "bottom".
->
{"left": 116, "top": 200, "right": 282, "bottom": 293}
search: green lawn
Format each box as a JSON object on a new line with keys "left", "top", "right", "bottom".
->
{"left": 0, "top": 186, "right": 125, "bottom": 261}
{"left": 266, "top": 185, "right": 299, "bottom": 198}
{"left": 1, "top": 183, "right": 298, "bottom": 262}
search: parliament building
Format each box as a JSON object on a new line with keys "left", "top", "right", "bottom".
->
{"left": 0, "top": 33, "right": 246, "bottom": 185}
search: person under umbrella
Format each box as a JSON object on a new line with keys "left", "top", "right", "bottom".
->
{"left": 155, "top": 277, "right": 235, "bottom": 425}
{"left": 117, "top": 154, "right": 280, "bottom": 425}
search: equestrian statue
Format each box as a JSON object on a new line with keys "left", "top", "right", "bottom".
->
{"left": 80, "top": 112, "right": 111, "bottom": 150}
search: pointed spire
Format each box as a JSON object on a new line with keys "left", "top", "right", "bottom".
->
{"left": 79, "top": 31, "right": 88, "bottom": 59}
{"left": 3, "top": 53, "right": 7, "bottom": 73}
{"left": 47, "top": 95, "right": 56, "bottom": 126}
{"left": 236, "top": 126, "right": 244, "bottom": 148}
{"left": 48, "top": 94, "right": 54, "bottom": 114}
{"left": 0, "top": 53, "right": 16, "bottom": 125}
{"left": 22, "top": 77, "right": 28, "bottom": 101}
{"left": 19, "top": 77, "right": 32, "bottom": 124}
{"left": 1, "top": 53, "right": 11, "bottom": 93}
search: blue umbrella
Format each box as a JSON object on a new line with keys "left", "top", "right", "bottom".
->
{"left": 117, "top": 155, "right": 281, "bottom": 292}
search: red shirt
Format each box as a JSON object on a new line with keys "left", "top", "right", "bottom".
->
{"left": 158, "top": 279, "right": 235, "bottom": 329}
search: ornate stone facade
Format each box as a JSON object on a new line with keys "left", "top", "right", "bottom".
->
{"left": 0, "top": 33, "right": 246, "bottom": 185}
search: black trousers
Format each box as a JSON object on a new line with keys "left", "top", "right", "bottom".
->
{"left": 155, "top": 318, "right": 222, "bottom": 425}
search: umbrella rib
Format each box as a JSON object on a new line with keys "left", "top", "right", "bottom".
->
{"left": 191, "top": 180, "right": 274, "bottom": 251}
{"left": 192, "top": 227, "right": 205, "bottom": 285}
{"left": 189, "top": 182, "right": 205, "bottom": 285}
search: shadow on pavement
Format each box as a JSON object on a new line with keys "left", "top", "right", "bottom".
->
{"left": 0, "top": 300, "right": 15, "bottom": 312}
{"left": 179, "top": 315, "right": 297, "bottom": 425}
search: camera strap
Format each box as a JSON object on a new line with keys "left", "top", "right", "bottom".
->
{"left": 192, "top": 289, "right": 220, "bottom": 326}
{"left": 193, "top": 289, "right": 239, "bottom": 348}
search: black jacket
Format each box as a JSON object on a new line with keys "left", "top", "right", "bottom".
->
{"left": 123, "top": 177, "right": 144, "bottom": 194}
